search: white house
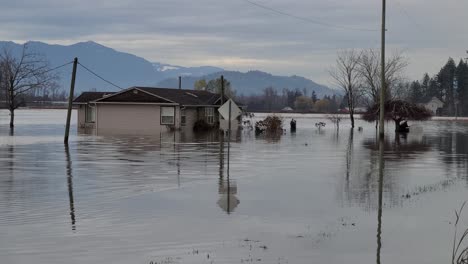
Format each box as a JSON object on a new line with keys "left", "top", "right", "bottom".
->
{"left": 423, "top": 97, "right": 443, "bottom": 115}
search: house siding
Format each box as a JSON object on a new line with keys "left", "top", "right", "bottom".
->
{"left": 96, "top": 104, "right": 179, "bottom": 135}
{"left": 77, "top": 104, "right": 95, "bottom": 129}
{"left": 424, "top": 97, "right": 444, "bottom": 115}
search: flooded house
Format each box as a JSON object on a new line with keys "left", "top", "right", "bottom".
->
{"left": 422, "top": 97, "right": 444, "bottom": 116}
{"left": 73, "top": 86, "right": 238, "bottom": 135}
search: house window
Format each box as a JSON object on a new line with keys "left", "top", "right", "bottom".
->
{"left": 85, "top": 104, "right": 95, "bottom": 123}
{"left": 161, "top": 106, "right": 175, "bottom": 125}
{"left": 205, "top": 107, "right": 215, "bottom": 124}
{"left": 181, "top": 109, "right": 186, "bottom": 126}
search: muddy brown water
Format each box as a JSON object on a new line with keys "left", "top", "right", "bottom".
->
{"left": 1, "top": 110, "right": 468, "bottom": 263}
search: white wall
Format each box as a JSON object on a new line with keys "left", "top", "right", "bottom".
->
{"left": 96, "top": 104, "right": 178, "bottom": 135}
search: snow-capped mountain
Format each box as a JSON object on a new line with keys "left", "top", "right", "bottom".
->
{"left": 152, "top": 62, "right": 224, "bottom": 78}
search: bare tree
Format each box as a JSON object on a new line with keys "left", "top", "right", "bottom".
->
{"left": 329, "top": 50, "right": 362, "bottom": 128}
{"left": 263, "top": 86, "right": 278, "bottom": 112}
{"left": 0, "top": 44, "right": 57, "bottom": 128}
{"left": 358, "top": 49, "right": 408, "bottom": 105}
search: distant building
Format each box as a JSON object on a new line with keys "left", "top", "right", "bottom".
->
{"left": 73, "top": 86, "right": 240, "bottom": 135}
{"left": 423, "top": 97, "right": 443, "bottom": 116}
{"left": 281, "top": 106, "right": 294, "bottom": 112}
{"left": 339, "top": 107, "right": 366, "bottom": 114}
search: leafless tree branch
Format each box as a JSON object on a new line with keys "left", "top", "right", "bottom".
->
{"left": 0, "top": 43, "right": 58, "bottom": 127}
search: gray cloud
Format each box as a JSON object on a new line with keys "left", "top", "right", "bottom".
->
{"left": 1, "top": 0, "right": 467, "bottom": 84}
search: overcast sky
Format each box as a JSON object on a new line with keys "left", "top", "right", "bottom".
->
{"left": 1, "top": 0, "right": 467, "bottom": 85}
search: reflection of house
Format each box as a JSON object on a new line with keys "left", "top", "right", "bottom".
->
{"left": 73, "top": 87, "right": 237, "bottom": 135}
{"left": 423, "top": 97, "right": 443, "bottom": 115}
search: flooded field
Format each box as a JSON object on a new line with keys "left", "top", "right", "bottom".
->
{"left": 1, "top": 109, "right": 468, "bottom": 263}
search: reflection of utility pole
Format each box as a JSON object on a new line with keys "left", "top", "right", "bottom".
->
{"left": 219, "top": 134, "right": 224, "bottom": 179}
{"left": 174, "top": 132, "right": 180, "bottom": 187}
{"left": 65, "top": 144, "right": 76, "bottom": 231}
{"left": 376, "top": 138, "right": 384, "bottom": 264}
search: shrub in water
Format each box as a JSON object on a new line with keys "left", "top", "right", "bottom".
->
{"left": 255, "top": 115, "right": 283, "bottom": 134}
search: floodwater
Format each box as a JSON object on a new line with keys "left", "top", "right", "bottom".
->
{"left": 1, "top": 110, "right": 468, "bottom": 264}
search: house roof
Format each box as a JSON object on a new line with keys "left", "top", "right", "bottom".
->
{"left": 73, "top": 87, "right": 225, "bottom": 106}
{"left": 137, "top": 87, "right": 222, "bottom": 106}
{"left": 73, "top": 92, "right": 115, "bottom": 104}
{"left": 423, "top": 96, "right": 443, "bottom": 105}
{"left": 95, "top": 88, "right": 175, "bottom": 104}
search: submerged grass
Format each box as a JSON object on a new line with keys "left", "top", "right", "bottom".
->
{"left": 452, "top": 201, "right": 468, "bottom": 264}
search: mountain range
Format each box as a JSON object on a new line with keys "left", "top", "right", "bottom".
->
{"left": 158, "top": 70, "right": 335, "bottom": 97}
{"left": 0, "top": 41, "right": 337, "bottom": 97}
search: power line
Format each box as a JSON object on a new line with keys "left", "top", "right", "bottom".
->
{"left": 393, "top": 0, "right": 425, "bottom": 33}
{"left": 77, "top": 62, "right": 123, "bottom": 90}
{"left": 243, "top": 0, "right": 379, "bottom": 32}
{"left": 43, "top": 61, "right": 74, "bottom": 74}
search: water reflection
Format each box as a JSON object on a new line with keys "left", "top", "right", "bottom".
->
{"left": 346, "top": 129, "right": 354, "bottom": 182}
{"left": 255, "top": 131, "right": 283, "bottom": 143}
{"left": 376, "top": 138, "right": 384, "bottom": 264}
{"left": 65, "top": 144, "right": 76, "bottom": 231}
{"left": 218, "top": 178, "right": 239, "bottom": 214}
{"left": 424, "top": 131, "right": 468, "bottom": 177}
{"left": 79, "top": 128, "right": 242, "bottom": 214}
{"left": 363, "top": 134, "right": 431, "bottom": 161}
{"left": 3, "top": 111, "right": 468, "bottom": 264}
{"left": 218, "top": 131, "right": 240, "bottom": 214}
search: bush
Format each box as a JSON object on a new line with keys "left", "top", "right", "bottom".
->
{"left": 255, "top": 115, "right": 283, "bottom": 134}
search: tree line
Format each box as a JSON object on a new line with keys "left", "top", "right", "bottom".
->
{"left": 237, "top": 87, "right": 342, "bottom": 113}
{"left": 194, "top": 77, "right": 343, "bottom": 113}
{"left": 407, "top": 58, "right": 468, "bottom": 116}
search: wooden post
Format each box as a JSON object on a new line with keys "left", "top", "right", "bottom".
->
{"left": 178, "top": 76, "right": 181, "bottom": 89}
{"left": 379, "top": 0, "right": 386, "bottom": 139}
{"left": 64, "top": 57, "right": 78, "bottom": 144}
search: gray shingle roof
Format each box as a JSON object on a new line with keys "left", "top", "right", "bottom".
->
{"left": 73, "top": 87, "right": 225, "bottom": 106}
{"left": 73, "top": 92, "right": 115, "bottom": 103}
{"left": 96, "top": 88, "right": 174, "bottom": 103}
{"left": 136, "top": 87, "right": 221, "bottom": 105}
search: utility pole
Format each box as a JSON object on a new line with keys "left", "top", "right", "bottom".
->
{"left": 64, "top": 57, "right": 78, "bottom": 144}
{"left": 178, "top": 76, "right": 182, "bottom": 89}
{"left": 221, "top": 75, "right": 225, "bottom": 105}
{"left": 379, "top": 0, "right": 386, "bottom": 139}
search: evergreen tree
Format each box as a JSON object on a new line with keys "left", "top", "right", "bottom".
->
{"left": 340, "top": 92, "right": 349, "bottom": 109}
{"left": 421, "top": 73, "right": 431, "bottom": 102}
{"left": 427, "top": 77, "right": 441, "bottom": 100}
{"left": 311, "top": 91, "right": 318, "bottom": 103}
{"left": 437, "top": 58, "right": 457, "bottom": 115}
{"left": 456, "top": 60, "right": 468, "bottom": 115}
{"left": 409, "top": 81, "right": 423, "bottom": 103}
